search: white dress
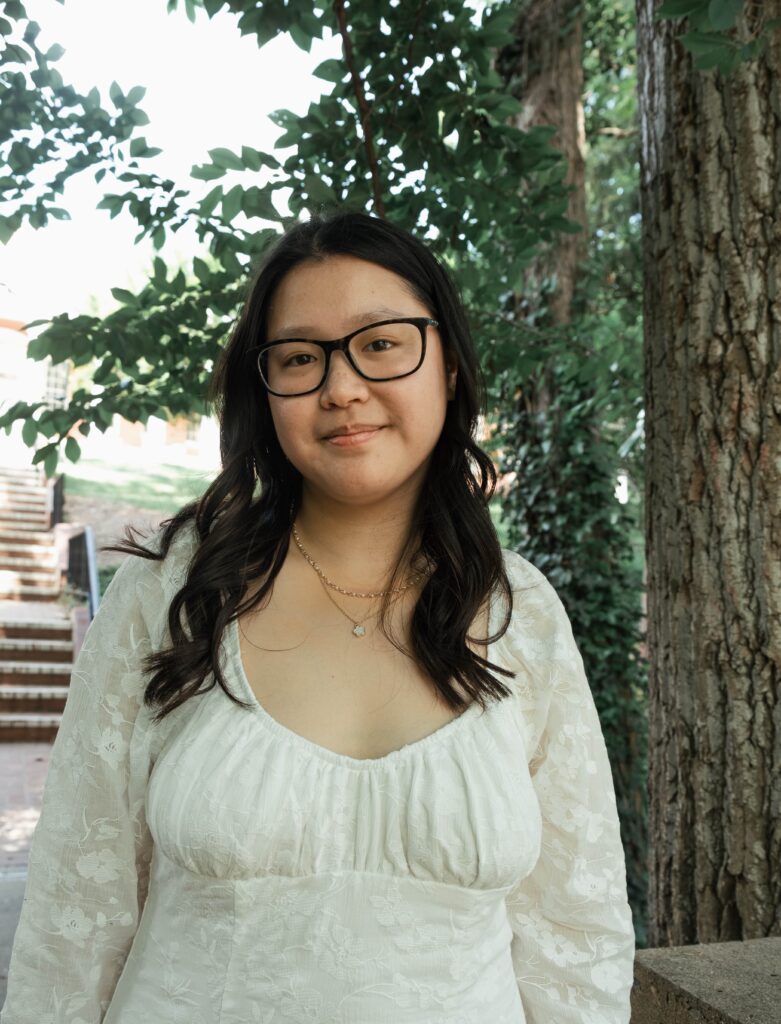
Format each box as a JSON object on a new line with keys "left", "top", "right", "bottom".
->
{"left": 0, "top": 522, "right": 636, "bottom": 1024}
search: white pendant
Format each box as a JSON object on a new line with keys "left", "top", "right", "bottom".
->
{"left": 352, "top": 624, "right": 366, "bottom": 637}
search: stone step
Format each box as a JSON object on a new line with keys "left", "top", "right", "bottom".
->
{"left": 0, "top": 480, "right": 48, "bottom": 495}
{"left": 0, "top": 512, "right": 50, "bottom": 530}
{"left": 0, "top": 528, "right": 55, "bottom": 547}
{"left": 0, "top": 566, "right": 59, "bottom": 584}
{"left": 0, "top": 637, "right": 73, "bottom": 662}
{"left": 0, "top": 585, "right": 61, "bottom": 601}
{"left": 0, "top": 684, "right": 69, "bottom": 713}
{"left": 0, "top": 553, "right": 59, "bottom": 571}
{"left": 0, "top": 542, "right": 57, "bottom": 557}
{"left": 0, "top": 711, "right": 61, "bottom": 742}
{"left": 0, "top": 494, "right": 48, "bottom": 511}
{"left": 0, "top": 616, "right": 72, "bottom": 641}
{"left": 0, "top": 468, "right": 45, "bottom": 484}
{"left": 0, "top": 507, "right": 49, "bottom": 520}
{"left": 0, "top": 660, "right": 72, "bottom": 685}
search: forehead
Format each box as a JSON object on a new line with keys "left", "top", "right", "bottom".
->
{"left": 266, "top": 255, "right": 429, "bottom": 338}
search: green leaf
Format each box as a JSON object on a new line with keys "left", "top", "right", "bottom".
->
{"left": 241, "top": 186, "right": 281, "bottom": 221}
{"left": 193, "top": 256, "right": 211, "bottom": 283}
{"left": 312, "top": 58, "right": 345, "bottom": 84}
{"left": 208, "top": 147, "right": 245, "bottom": 170}
{"left": 22, "top": 417, "right": 37, "bottom": 447}
{"left": 288, "top": 21, "right": 312, "bottom": 52}
{"left": 198, "top": 183, "right": 224, "bottom": 215}
{"left": 707, "top": 0, "right": 743, "bottom": 31}
{"left": 694, "top": 48, "right": 740, "bottom": 72}
{"left": 218, "top": 246, "right": 242, "bottom": 275}
{"left": 126, "top": 84, "right": 147, "bottom": 106}
{"left": 191, "top": 163, "right": 227, "bottom": 180}
{"left": 654, "top": 0, "right": 708, "bottom": 18}
{"left": 152, "top": 255, "right": 168, "bottom": 285}
{"left": 65, "top": 436, "right": 81, "bottom": 463}
{"left": 4, "top": 42, "right": 30, "bottom": 64}
{"left": 679, "top": 30, "right": 735, "bottom": 54}
{"left": 304, "top": 174, "right": 336, "bottom": 206}
{"left": 45, "top": 42, "right": 65, "bottom": 61}
{"left": 111, "top": 287, "right": 136, "bottom": 305}
{"left": 109, "top": 80, "right": 123, "bottom": 106}
{"left": 43, "top": 448, "right": 59, "bottom": 478}
{"left": 222, "top": 183, "right": 244, "bottom": 222}
{"left": 31, "top": 445, "right": 50, "bottom": 466}
{"left": 241, "top": 146, "right": 262, "bottom": 171}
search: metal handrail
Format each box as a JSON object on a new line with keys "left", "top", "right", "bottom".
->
{"left": 65, "top": 526, "right": 101, "bottom": 619}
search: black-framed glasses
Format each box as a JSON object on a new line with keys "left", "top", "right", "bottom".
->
{"left": 247, "top": 317, "right": 439, "bottom": 397}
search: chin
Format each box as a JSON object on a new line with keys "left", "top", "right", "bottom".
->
{"left": 316, "top": 474, "right": 402, "bottom": 504}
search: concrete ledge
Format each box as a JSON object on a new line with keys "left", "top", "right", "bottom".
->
{"left": 631, "top": 936, "right": 781, "bottom": 1024}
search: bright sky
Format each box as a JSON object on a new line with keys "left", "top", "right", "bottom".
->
{"left": 0, "top": 0, "right": 340, "bottom": 324}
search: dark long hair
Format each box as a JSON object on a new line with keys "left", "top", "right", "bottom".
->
{"left": 104, "top": 211, "right": 516, "bottom": 723}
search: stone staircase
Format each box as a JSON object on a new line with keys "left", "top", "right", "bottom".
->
{"left": 0, "top": 465, "right": 74, "bottom": 742}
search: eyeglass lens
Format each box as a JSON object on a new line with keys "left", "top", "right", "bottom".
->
{"left": 260, "top": 321, "right": 423, "bottom": 395}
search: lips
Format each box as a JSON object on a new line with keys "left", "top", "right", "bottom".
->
{"left": 324, "top": 426, "right": 385, "bottom": 447}
{"left": 323, "top": 425, "right": 385, "bottom": 438}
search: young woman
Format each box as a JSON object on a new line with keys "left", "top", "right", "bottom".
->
{"left": 0, "top": 212, "right": 635, "bottom": 1024}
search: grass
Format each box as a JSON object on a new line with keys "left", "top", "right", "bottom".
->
{"left": 62, "top": 457, "right": 215, "bottom": 514}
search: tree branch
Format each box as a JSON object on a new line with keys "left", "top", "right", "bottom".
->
{"left": 333, "top": 0, "right": 386, "bottom": 218}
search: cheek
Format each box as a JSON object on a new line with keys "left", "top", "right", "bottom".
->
{"left": 268, "top": 400, "right": 309, "bottom": 447}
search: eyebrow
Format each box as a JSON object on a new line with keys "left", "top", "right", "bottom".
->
{"left": 269, "top": 307, "right": 418, "bottom": 340}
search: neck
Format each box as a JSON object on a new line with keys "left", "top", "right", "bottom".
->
{"left": 294, "top": 487, "right": 424, "bottom": 594}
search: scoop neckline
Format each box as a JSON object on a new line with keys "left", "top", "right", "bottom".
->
{"left": 224, "top": 591, "right": 505, "bottom": 771}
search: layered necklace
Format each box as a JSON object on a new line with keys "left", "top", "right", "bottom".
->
{"left": 291, "top": 522, "right": 429, "bottom": 638}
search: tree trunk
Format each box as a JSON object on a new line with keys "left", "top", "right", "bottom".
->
{"left": 635, "top": 0, "right": 781, "bottom": 946}
{"left": 502, "top": 0, "right": 588, "bottom": 339}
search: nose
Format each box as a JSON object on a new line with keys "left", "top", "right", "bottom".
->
{"left": 319, "top": 348, "right": 369, "bottom": 402}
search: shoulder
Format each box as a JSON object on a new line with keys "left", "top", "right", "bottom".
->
{"left": 498, "top": 548, "right": 574, "bottom": 659}
{"left": 500, "top": 547, "right": 560, "bottom": 614}
{"left": 102, "top": 518, "right": 201, "bottom": 632}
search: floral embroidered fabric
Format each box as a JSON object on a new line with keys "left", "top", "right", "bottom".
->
{"left": 0, "top": 522, "right": 635, "bottom": 1023}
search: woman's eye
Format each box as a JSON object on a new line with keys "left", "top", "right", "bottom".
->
{"left": 364, "top": 338, "right": 394, "bottom": 352}
{"left": 284, "top": 354, "right": 315, "bottom": 367}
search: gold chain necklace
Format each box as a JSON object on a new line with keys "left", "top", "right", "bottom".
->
{"left": 291, "top": 523, "right": 427, "bottom": 598}
{"left": 291, "top": 522, "right": 428, "bottom": 638}
{"left": 317, "top": 575, "right": 382, "bottom": 638}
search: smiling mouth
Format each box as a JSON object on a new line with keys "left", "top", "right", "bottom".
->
{"left": 324, "top": 427, "right": 385, "bottom": 447}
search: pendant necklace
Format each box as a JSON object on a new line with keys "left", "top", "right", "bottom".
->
{"left": 291, "top": 522, "right": 429, "bottom": 638}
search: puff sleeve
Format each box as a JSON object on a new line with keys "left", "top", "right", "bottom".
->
{"left": 0, "top": 550, "right": 166, "bottom": 1024}
{"left": 501, "top": 551, "right": 636, "bottom": 1024}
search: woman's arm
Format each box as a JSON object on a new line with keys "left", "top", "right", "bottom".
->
{"left": 0, "top": 552, "right": 163, "bottom": 1023}
{"left": 502, "top": 553, "right": 636, "bottom": 1024}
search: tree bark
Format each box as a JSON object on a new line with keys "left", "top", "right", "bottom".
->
{"left": 502, "top": 0, "right": 588, "bottom": 335}
{"left": 635, "top": 0, "right": 781, "bottom": 946}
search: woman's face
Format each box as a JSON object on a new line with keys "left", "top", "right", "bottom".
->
{"left": 264, "top": 254, "right": 457, "bottom": 508}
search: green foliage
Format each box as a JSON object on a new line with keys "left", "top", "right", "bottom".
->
{"left": 1, "top": 0, "right": 582, "bottom": 474}
{"left": 0, "top": 0, "right": 159, "bottom": 242}
{"left": 654, "top": 0, "right": 781, "bottom": 74}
